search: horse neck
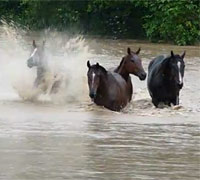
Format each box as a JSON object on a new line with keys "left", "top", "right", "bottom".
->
{"left": 36, "top": 57, "right": 48, "bottom": 77}
{"left": 38, "top": 55, "right": 48, "bottom": 69}
{"left": 115, "top": 58, "right": 129, "bottom": 81}
{"left": 162, "top": 63, "right": 176, "bottom": 85}
{"left": 156, "top": 57, "right": 169, "bottom": 75}
{"left": 98, "top": 73, "right": 108, "bottom": 94}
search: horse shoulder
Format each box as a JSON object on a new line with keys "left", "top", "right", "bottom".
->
{"left": 109, "top": 72, "right": 127, "bottom": 87}
{"left": 107, "top": 72, "right": 127, "bottom": 96}
{"left": 148, "top": 55, "right": 168, "bottom": 94}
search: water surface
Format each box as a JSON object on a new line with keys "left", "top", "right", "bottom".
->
{"left": 0, "top": 28, "right": 199, "bottom": 180}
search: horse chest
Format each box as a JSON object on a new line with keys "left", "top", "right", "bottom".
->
{"left": 125, "top": 77, "right": 133, "bottom": 101}
{"left": 149, "top": 73, "right": 177, "bottom": 96}
{"left": 94, "top": 83, "right": 128, "bottom": 111}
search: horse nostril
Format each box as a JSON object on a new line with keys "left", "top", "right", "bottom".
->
{"left": 27, "top": 58, "right": 33, "bottom": 68}
{"left": 140, "top": 73, "right": 147, "bottom": 80}
{"left": 178, "top": 83, "right": 183, "bottom": 89}
{"left": 89, "top": 92, "right": 96, "bottom": 99}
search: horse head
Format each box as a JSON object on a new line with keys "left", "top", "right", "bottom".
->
{"left": 166, "top": 51, "right": 186, "bottom": 89}
{"left": 87, "top": 61, "right": 107, "bottom": 99}
{"left": 27, "top": 40, "right": 46, "bottom": 68}
{"left": 121, "top": 47, "right": 146, "bottom": 80}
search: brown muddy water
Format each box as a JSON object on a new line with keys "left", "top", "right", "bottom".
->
{"left": 0, "top": 26, "right": 200, "bottom": 180}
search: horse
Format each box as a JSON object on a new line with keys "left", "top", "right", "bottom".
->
{"left": 147, "top": 51, "right": 186, "bottom": 107}
{"left": 27, "top": 40, "right": 61, "bottom": 94}
{"left": 114, "top": 47, "right": 146, "bottom": 101}
{"left": 87, "top": 61, "right": 131, "bottom": 111}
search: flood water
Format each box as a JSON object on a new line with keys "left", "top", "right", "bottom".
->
{"left": 0, "top": 25, "right": 200, "bottom": 180}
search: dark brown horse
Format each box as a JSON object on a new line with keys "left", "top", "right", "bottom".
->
{"left": 87, "top": 61, "right": 131, "bottom": 111}
{"left": 114, "top": 47, "right": 146, "bottom": 101}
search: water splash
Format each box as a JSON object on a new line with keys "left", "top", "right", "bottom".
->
{"left": 0, "top": 21, "right": 91, "bottom": 103}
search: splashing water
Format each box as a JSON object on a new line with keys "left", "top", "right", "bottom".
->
{"left": 0, "top": 21, "right": 91, "bottom": 103}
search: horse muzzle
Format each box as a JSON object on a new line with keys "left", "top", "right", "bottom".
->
{"left": 27, "top": 58, "right": 34, "bottom": 68}
{"left": 177, "top": 83, "right": 183, "bottom": 89}
{"left": 89, "top": 92, "right": 97, "bottom": 100}
{"left": 139, "top": 72, "right": 147, "bottom": 81}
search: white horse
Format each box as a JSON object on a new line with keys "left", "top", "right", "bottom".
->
{"left": 27, "top": 40, "right": 62, "bottom": 94}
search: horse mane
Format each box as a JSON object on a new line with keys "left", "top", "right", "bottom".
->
{"left": 99, "top": 65, "right": 107, "bottom": 74}
{"left": 161, "top": 54, "right": 182, "bottom": 69}
{"left": 157, "top": 55, "right": 178, "bottom": 76}
{"left": 149, "top": 55, "right": 170, "bottom": 76}
{"left": 115, "top": 57, "right": 125, "bottom": 72}
{"left": 92, "top": 64, "right": 107, "bottom": 75}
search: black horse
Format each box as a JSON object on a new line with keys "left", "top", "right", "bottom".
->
{"left": 147, "top": 51, "right": 186, "bottom": 107}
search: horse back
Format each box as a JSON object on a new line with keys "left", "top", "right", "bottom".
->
{"left": 148, "top": 55, "right": 166, "bottom": 72}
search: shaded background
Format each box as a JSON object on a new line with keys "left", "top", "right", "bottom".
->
{"left": 0, "top": 0, "right": 199, "bottom": 45}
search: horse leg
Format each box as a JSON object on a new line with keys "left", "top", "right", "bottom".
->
{"left": 127, "top": 77, "right": 133, "bottom": 102}
{"left": 171, "top": 96, "right": 179, "bottom": 106}
{"left": 34, "top": 68, "right": 43, "bottom": 89}
{"left": 152, "top": 98, "right": 159, "bottom": 108}
{"left": 34, "top": 75, "right": 48, "bottom": 94}
{"left": 34, "top": 77, "right": 40, "bottom": 88}
{"left": 50, "top": 80, "right": 61, "bottom": 94}
{"left": 176, "top": 96, "right": 179, "bottom": 105}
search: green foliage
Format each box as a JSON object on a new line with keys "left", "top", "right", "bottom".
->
{"left": 134, "top": 0, "right": 200, "bottom": 45}
{"left": 0, "top": 0, "right": 199, "bottom": 45}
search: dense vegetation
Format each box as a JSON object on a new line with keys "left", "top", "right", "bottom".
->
{"left": 0, "top": 0, "right": 199, "bottom": 45}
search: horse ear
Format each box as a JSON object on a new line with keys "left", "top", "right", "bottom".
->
{"left": 181, "top": 51, "right": 186, "bottom": 59}
{"left": 96, "top": 62, "right": 99, "bottom": 67}
{"left": 33, "top": 40, "right": 37, "bottom": 48}
{"left": 171, "top": 50, "right": 174, "bottom": 57}
{"left": 136, "top": 47, "right": 141, "bottom": 55}
{"left": 127, "top": 47, "right": 131, "bottom": 55}
{"left": 87, "top": 60, "right": 91, "bottom": 68}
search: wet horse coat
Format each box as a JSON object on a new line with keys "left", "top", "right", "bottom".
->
{"left": 87, "top": 61, "right": 130, "bottom": 111}
{"left": 147, "top": 51, "right": 186, "bottom": 107}
{"left": 114, "top": 47, "right": 146, "bottom": 101}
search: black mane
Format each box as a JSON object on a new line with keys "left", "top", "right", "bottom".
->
{"left": 91, "top": 64, "right": 107, "bottom": 74}
{"left": 115, "top": 58, "right": 125, "bottom": 72}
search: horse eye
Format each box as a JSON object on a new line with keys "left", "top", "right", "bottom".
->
{"left": 131, "top": 59, "right": 135, "bottom": 63}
